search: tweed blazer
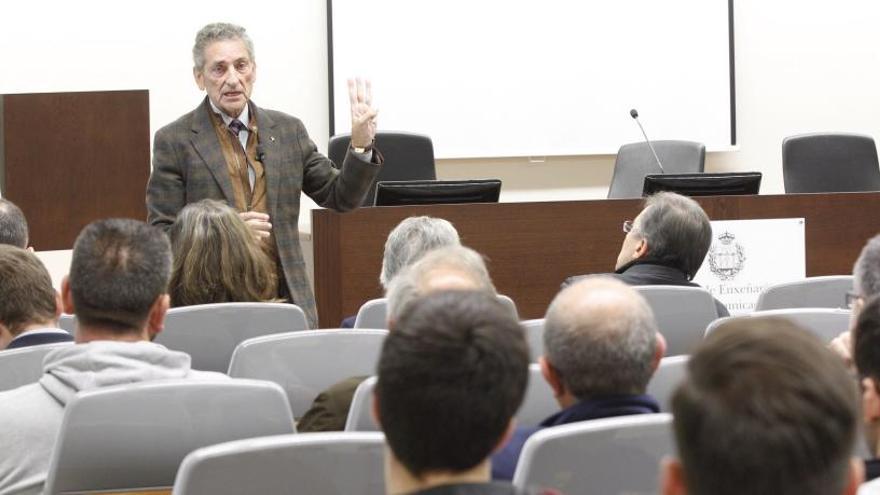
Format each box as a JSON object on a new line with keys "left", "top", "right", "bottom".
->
{"left": 146, "top": 98, "right": 380, "bottom": 327}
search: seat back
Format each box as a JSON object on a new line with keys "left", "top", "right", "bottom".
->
{"left": 782, "top": 133, "right": 880, "bottom": 193}
{"left": 354, "top": 295, "right": 518, "bottom": 330}
{"left": 521, "top": 319, "right": 544, "bottom": 362}
{"left": 328, "top": 131, "right": 436, "bottom": 206}
{"left": 58, "top": 314, "right": 75, "bottom": 333}
{"left": 172, "top": 432, "right": 385, "bottom": 495}
{"left": 646, "top": 355, "right": 690, "bottom": 413}
{"left": 44, "top": 379, "right": 295, "bottom": 494}
{"left": 0, "top": 343, "right": 73, "bottom": 392}
{"left": 154, "top": 303, "right": 309, "bottom": 372}
{"left": 755, "top": 275, "right": 854, "bottom": 311}
{"left": 345, "top": 376, "right": 379, "bottom": 432}
{"left": 353, "top": 299, "right": 388, "bottom": 329}
{"left": 513, "top": 414, "right": 674, "bottom": 495}
{"left": 516, "top": 363, "right": 557, "bottom": 426}
{"left": 228, "top": 329, "right": 389, "bottom": 418}
{"left": 634, "top": 286, "right": 719, "bottom": 355}
{"left": 705, "top": 308, "right": 850, "bottom": 343}
{"left": 607, "top": 140, "right": 706, "bottom": 198}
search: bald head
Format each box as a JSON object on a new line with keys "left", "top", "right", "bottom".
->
{"left": 386, "top": 245, "right": 497, "bottom": 324}
{"left": 544, "top": 277, "right": 661, "bottom": 399}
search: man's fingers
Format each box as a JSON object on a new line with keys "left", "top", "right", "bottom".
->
{"left": 347, "top": 78, "right": 358, "bottom": 108}
{"left": 365, "top": 79, "right": 373, "bottom": 107}
{"left": 239, "top": 211, "right": 270, "bottom": 221}
{"left": 356, "top": 77, "right": 365, "bottom": 104}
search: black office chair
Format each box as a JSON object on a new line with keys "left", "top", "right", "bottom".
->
{"left": 328, "top": 131, "right": 436, "bottom": 206}
{"left": 782, "top": 133, "right": 880, "bottom": 193}
{"left": 607, "top": 140, "right": 706, "bottom": 199}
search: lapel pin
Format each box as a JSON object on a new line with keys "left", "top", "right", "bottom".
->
{"left": 270, "top": 136, "right": 276, "bottom": 142}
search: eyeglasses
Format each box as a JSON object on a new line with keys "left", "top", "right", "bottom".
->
{"left": 846, "top": 291, "right": 863, "bottom": 310}
{"left": 622, "top": 220, "right": 634, "bottom": 234}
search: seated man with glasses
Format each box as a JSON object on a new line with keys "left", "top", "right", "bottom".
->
{"left": 564, "top": 191, "right": 728, "bottom": 317}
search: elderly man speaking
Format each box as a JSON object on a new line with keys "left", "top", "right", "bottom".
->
{"left": 146, "top": 23, "right": 381, "bottom": 327}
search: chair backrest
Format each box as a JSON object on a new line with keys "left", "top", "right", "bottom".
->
{"left": 755, "top": 275, "right": 854, "bottom": 311}
{"left": 0, "top": 343, "right": 73, "bottom": 392}
{"left": 646, "top": 355, "right": 690, "bottom": 413}
{"left": 345, "top": 376, "right": 379, "bottom": 432}
{"left": 782, "top": 133, "right": 880, "bottom": 193}
{"left": 228, "top": 329, "right": 389, "bottom": 418}
{"left": 521, "top": 319, "right": 545, "bottom": 363}
{"left": 58, "top": 314, "right": 75, "bottom": 333}
{"left": 354, "top": 294, "right": 519, "bottom": 330}
{"left": 43, "top": 379, "right": 295, "bottom": 495}
{"left": 154, "top": 302, "right": 309, "bottom": 373}
{"left": 705, "top": 308, "right": 850, "bottom": 343}
{"left": 345, "top": 364, "right": 557, "bottom": 432}
{"left": 634, "top": 286, "right": 719, "bottom": 356}
{"left": 172, "top": 432, "right": 385, "bottom": 495}
{"left": 328, "top": 131, "right": 437, "bottom": 207}
{"left": 607, "top": 140, "right": 706, "bottom": 199}
{"left": 353, "top": 298, "right": 388, "bottom": 329}
{"left": 512, "top": 413, "right": 674, "bottom": 495}
{"left": 517, "top": 363, "right": 558, "bottom": 427}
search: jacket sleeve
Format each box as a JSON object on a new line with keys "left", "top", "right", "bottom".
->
{"left": 146, "top": 127, "right": 186, "bottom": 233}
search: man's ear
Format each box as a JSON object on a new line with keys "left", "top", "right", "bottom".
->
{"left": 370, "top": 390, "right": 382, "bottom": 428}
{"left": 0, "top": 323, "right": 14, "bottom": 350}
{"left": 61, "top": 276, "right": 75, "bottom": 315}
{"left": 863, "top": 378, "right": 880, "bottom": 422}
{"left": 146, "top": 294, "right": 170, "bottom": 340}
{"left": 53, "top": 291, "right": 63, "bottom": 320}
{"left": 652, "top": 332, "right": 668, "bottom": 372}
{"left": 539, "top": 356, "right": 566, "bottom": 398}
{"left": 659, "top": 457, "right": 688, "bottom": 495}
{"left": 843, "top": 457, "right": 865, "bottom": 495}
{"left": 634, "top": 238, "right": 650, "bottom": 259}
{"left": 193, "top": 67, "right": 206, "bottom": 91}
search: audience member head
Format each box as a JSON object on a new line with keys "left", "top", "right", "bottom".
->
{"left": 853, "top": 294, "right": 880, "bottom": 458}
{"left": 62, "top": 219, "right": 172, "bottom": 341}
{"left": 663, "top": 317, "right": 862, "bottom": 495}
{"left": 385, "top": 245, "right": 497, "bottom": 325}
{"left": 852, "top": 235, "right": 880, "bottom": 320}
{"left": 376, "top": 290, "right": 529, "bottom": 491}
{"left": 541, "top": 276, "right": 664, "bottom": 408}
{"left": 168, "top": 199, "right": 278, "bottom": 307}
{"left": 0, "top": 199, "right": 28, "bottom": 249}
{"left": 0, "top": 246, "right": 60, "bottom": 348}
{"left": 379, "top": 216, "right": 460, "bottom": 290}
{"left": 615, "top": 191, "right": 712, "bottom": 280}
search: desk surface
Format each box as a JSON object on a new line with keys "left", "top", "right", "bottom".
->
{"left": 312, "top": 192, "right": 879, "bottom": 328}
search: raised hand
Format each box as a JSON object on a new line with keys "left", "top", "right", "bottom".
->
{"left": 348, "top": 78, "right": 378, "bottom": 148}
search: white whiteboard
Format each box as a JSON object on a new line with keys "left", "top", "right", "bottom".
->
{"left": 330, "top": 0, "right": 734, "bottom": 159}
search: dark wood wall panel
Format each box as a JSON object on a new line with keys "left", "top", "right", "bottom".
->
{"left": 2, "top": 90, "right": 150, "bottom": 250}
{"left": 313, "top": 193, "right": 880, "bottom": 327}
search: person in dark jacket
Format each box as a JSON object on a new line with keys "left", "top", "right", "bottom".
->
{"left": 564, "top": 191, "right": 728, "bottom": 317}
{"left": 492, "top": 277, "right": 666, "bottom": 480}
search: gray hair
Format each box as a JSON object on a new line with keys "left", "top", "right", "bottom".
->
{"left": 386, "top": 245, "right": 496, "bottom": 323}
{"left": 544, "top": 276, "right": 659, "bottom": 398}
{"left": 193, "top": 23, "right": 255, "bottom": 71}
{"left": 380, "top": 216, "right": 461, "bottom": 289}
{"left": 855, "top": 235, "right": 880, "bottom": 297}
{"left": 633, "top": 192, "right": 712, "bottom": 280}
{"left": 0, "top": 199, "right": 28, "bottom": 248}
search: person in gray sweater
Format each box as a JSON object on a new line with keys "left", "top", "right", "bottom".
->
{"left": 0, "top": 219, "right": 225, "bottom": 495}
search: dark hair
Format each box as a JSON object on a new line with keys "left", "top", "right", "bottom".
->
{"left": 70, "top": 219, "right": 171, "bottom": 332}
{"left": 169, "top": 200, "right": 278, "bottom": 307}
{"left": 0, "top": 199, "right": 28, "bottom": 248}
{"left": 672, "top": 317, "right": 858, "bottom": 495}
{"left": 635, "top": 192, "right": 711, "bottom": 279}
{"left": 376, "top": 290, "right": 529, "bottom": 477}
{"left": 854, "top": 294, "right": 880, "bottom": 381}
{"left": 0, "top": 245, "right": 56, "bottom": 334}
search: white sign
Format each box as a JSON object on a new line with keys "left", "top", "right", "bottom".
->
{"left": 693, "top": 218, "right": 805, "bottom": 315}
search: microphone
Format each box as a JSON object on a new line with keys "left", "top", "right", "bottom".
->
{"left": 256, "top": 145, "right": 266, "bottom": 163}
{"left": 629, "top": 109, "right": 665, "bottom": 173}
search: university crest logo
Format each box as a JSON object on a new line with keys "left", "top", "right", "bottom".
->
{"left": 708, "top": 231, "right": 746, "bottom": 281}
